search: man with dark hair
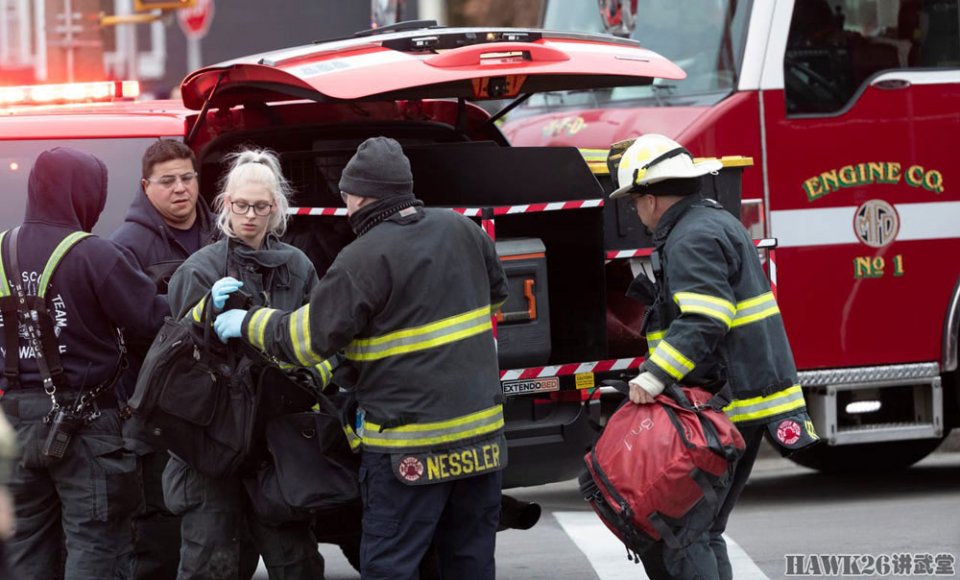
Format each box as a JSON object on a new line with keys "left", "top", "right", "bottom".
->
{"left": 214, "top": 136, "right": 509, "bottom": 580}
{"left": 1, "top": 147, "right": 167, "bottom": 578}
{"left": 111, "top": 139, "right": 217, "bottom": 580}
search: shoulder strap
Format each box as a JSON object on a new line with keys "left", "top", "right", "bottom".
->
{"left": 0, "top": 228, "right": 92, "bottom": 390}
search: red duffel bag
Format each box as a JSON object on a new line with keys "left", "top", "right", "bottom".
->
{"left": 579, "top": 382, "right": 745, "bottom": 560}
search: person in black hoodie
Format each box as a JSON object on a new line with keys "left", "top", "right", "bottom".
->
{"left": 0, "top": 147, "right": 167, "bottom": 579}
{"left": 110, "top": 139, "right": 217, "bottom": 580}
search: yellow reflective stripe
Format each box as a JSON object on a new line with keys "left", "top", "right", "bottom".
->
{"left": 289, "top": 304, "right": 322, "bottom": 365}
{"left": 674, "top": 291, "right": 735, "bottom": 326}
{"left": 362, "top": 407, "right": 504, "bottom": 448}
{"left": 346, "top": 305, "right": 493, "bottom": 362}
{"left": 344, "top": 426, "right": 362, "bottom": 451}
{"left": 190, "top": 296, "right": 207, "bottom": 324}
{"left": 0, "top": 231, "right": 9, "bottom": 298}
{"left": 723, "top": 385, "right": 806, "bottom": 423}
{"left": 646, "top": 330, "right": 664, "bottom": 353}
{"left": 649, "top": 340, "right": 695, "bottom": 380}
{"left": 38, "top": 232, "right": 90, "bottom": 299}
{"left": 365, "top": 405, "right": 502, "bottom": 434}
{"left": 314, "top": 359, "right": 333, "bottom": 386}
{"left": 732, "top": 292, "right": 780, "bottom": 328}
{"left": 360, "top": 406, "right": 504, "bottom": 449}
{"left": 245, "top": 307, "right": 280, "bottom": 351}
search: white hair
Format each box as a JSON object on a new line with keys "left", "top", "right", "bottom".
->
{"left": 214, "top": 148, "right": 293, "bottom": 239}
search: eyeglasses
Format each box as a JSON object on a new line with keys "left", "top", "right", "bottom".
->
{"left": 145, "top": 172, "right": 197, "bottom": 188}
{"left": 230, "top": 201, "right": 274, "bottom": 216}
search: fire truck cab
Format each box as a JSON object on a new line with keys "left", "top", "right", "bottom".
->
{"left": 504, "top": 0, "right": 960, "bottom": 472}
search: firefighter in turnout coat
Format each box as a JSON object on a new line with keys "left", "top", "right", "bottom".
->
{"left": 213, "top": 137, "right": 509, "bottom": 580}
{"left": 610, "top": 134, "right": 818, "bottom": 580}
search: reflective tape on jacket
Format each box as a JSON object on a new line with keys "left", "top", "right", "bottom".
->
{"left": 245, "top": 307, "right": 282, "bottom": 352}
{"left": 289, "top": 304, "right": 325, "bottom": 365}
{"left": 673, "top": 291, "right": 735, "bottom": 327}
{"left": 345, "top": 305, "right": 493, "bottom": 362}
{"left": 344, "top": 425, "right": 362, "bottom": 452}
{"left": 648, "top": 339, "right": 695, "bottom": 380}
{"left": 732, "top": 292, "right": 780, "bottom": 328}
{"left": 646, "top": 329, "right": 665, "bottom": 354}
{"left": 190, "top": 296, "right": 208, "bottom": 324}
{"left": 360, "top": 404, "right": 504, "bottom": 450}
{"left": 723, "top": 384, "right": 806, "bottom": 423}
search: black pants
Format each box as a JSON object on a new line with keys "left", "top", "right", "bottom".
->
{"left": 639, "top": 423, "right": 766, "bottom": 580}
{"left": 131, "top": 449, "right": 182, "bottom": 580}
{"left": 162, "top": 456, "right": 323, "bottom": 580}
{"left": 359, "top": 451, "right": 501, "bottom": 580}
{"left": 3, "top": 391, "right": 140, "bottom": 580}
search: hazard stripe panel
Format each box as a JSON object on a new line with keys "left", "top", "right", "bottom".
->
{"left": 499, "top": 357, "right": 644, "bottom": 381}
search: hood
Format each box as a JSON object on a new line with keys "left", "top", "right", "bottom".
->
{"left": 502, "top": 105, "right": 710, "bottom": 149}
{"left": 121, "top": 187, "right": 170, "bottom": 235}
{"left": 25, "top": 147, "right": 107, "bottom": 232}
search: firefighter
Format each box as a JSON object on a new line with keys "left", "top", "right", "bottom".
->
{"left": 110, "top": 139, "right": 218, "bottom": 580}
{"left": 213, "top": 136, "right": 509, "bottom": 580}
{"left": 165, "top": 148, "right": 326, "bottom": 580}
{"left": 0, "top": 147, "right": 168, "bottom": 578}
{"left": 610, "top": 134, "right": 818, "bottom": 580}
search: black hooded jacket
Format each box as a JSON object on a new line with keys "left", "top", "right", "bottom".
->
{"left": 0, "top": 147, "right": 167, "bottom": 392}
{"left": 110, "top": 186, "right": 216, "bottom": 282}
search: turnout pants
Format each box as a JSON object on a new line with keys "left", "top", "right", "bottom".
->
{"left": 162, "top": 456, "right": 324, "bottom": 580}
{"left": 3, "top": 390, "right": 140, "bottom": 580}
{"left": 639, "top": 423, "right": 766, "bottom": 580}
{"left": 359, "top": 451, "right": 501, "bottom": 580}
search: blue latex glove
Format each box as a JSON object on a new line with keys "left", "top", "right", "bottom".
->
{"left": 211, "top": 277, "right": 243, "bottom": 311}
{"left": 214, "top": 309, "right": 247, "bottom": 343}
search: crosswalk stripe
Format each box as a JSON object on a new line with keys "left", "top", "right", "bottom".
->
{"left": 553, "top": 511, "right": 770, "bottom": 580}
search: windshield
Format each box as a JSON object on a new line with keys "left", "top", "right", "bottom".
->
{"left": 529, "top": 0, "right": 750, "bottom": 110}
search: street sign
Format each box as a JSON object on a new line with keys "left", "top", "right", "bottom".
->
{"left": 178, "top": 0, "right": 214, "bottom": 40}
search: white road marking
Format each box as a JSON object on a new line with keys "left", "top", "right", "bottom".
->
{"left": 554, "top": 511, "right": 769, "bottom": 580}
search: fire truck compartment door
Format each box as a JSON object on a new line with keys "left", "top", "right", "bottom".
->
{"left": 180, "top": 28, "right": 686, "bottom": 110}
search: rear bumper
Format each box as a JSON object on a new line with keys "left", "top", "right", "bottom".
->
{"left": 501, "top": 397, "right": 600, "bottom": 488}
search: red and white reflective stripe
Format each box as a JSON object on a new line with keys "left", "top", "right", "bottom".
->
{"left": 499, "top": 357, "right": 643, "bottom": 381}
{"left": 289, "top": 207, "right": 348, "bottom": 216}
{"left": 768, "top": 248, "right": 778, "bottom": 299}
{"left": 606, "top": 238, "right": 777, "bottom": 261}
{"left": 455, "top": 199, "right": 603, "bottom": 217}
{"left": 605, "top": 248, "right": 654, "bottom": 259}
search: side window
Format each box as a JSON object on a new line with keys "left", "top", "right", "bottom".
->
{"left": 0, "top": 138, "right": 165, "bottom": 235}
{"left": 784, "top": 0, "right": 960, "bottom": 115}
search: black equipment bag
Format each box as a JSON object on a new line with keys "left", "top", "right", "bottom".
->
{"left": 128, "top": 296, "right": 259, "bottom": 479}
{"left": 245, "top": 388, "right": 361, "bottom": 524}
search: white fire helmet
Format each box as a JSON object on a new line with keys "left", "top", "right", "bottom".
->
{"left": 609, "top": 134, "right": 722, "bottom": 199}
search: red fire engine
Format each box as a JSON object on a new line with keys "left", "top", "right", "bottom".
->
{"left": 504, "top": 0, "right": 960, "bottom": 471}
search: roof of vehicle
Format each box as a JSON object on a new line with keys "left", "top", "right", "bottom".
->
{"left": 181, "top": 26, "right": 685, "bottom": 110}
{"left": 0, "top": 99, "right": 190, "bottom": 140}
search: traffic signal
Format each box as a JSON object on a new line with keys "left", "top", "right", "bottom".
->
{"left": 134, "top": 0, "right": 195, "bottom": 11}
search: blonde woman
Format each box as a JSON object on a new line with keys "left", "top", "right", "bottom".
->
{"left": 166, "top": 148, "right": 326, "bottom": 579}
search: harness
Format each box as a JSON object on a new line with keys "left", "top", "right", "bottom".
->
{"left": 0, "top": 227, "right": 125, "bottom": 422}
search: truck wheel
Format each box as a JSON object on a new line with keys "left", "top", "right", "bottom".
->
{"left": 787, "top": 436, "right": 946, "bottom": 473}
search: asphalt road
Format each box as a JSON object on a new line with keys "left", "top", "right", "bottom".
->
{"left": 265, "top": 448, "right": 960, "bottom": 579}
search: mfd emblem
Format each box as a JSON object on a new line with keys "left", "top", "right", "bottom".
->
{"left": 853, "top": 199, "right": 899, "bottom": 248}
{"left": 398, "top": 456, "right": 424, "bottom": 482}
{"left": 776, "top": 419, "right": 802, "bottom": 446}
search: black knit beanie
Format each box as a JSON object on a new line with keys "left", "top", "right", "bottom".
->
{"left": 339, "top": 137, "right": 414, "bottom": 199}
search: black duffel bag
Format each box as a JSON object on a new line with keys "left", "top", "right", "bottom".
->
{"left": 244, "top": 391, "right": 360, "bottom": 524}
{"left": 129, "top": 295, "right": 259, "bottom": 480}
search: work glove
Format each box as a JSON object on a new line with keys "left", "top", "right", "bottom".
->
{"left": 628, "top": 371, "right": 665, "bottom": 405}
{"left": 214, "top": 309, "right": 247, "bottom": 343}
{"left": 211, "top": 277, "right": 243, "bottom": 311}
